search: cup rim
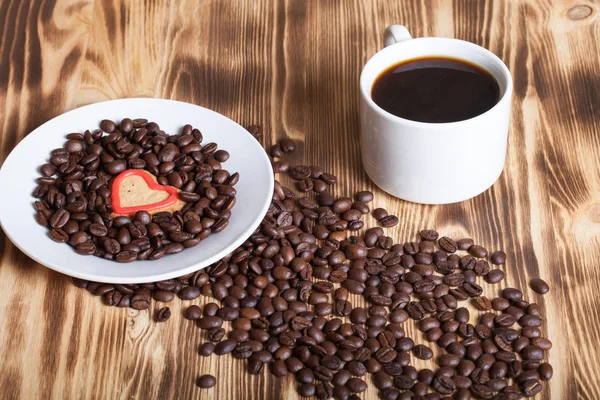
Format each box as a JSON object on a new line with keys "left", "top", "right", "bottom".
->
{"left": 360, "top": 37, "right": 513, "bottom": 128}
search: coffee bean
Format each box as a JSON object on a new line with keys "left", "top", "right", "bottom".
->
{"left": 67, "top": 231, "right": 88, "bottom": 246}
{"left": 131, "top": 290, "right": 151, "bottom": 310}
{"left": 76, "top": 241, "right": 96, "bottom": 255}
{"left": 272, "top": 160, "right": 290, "bottom": 173}
{"left": 538, "top": 363, "right": 553, "bottom": 381}
{"left": 50, "top": 209, "right": 70, "bottom": 229}
{"left": 214, "top": 150, "right": 229, "bottom": 162}
{"left": 40, "top": 163, "right": 57, "bottom": 177}
{"left": 100, "top": 120, "right": 116, "bottom": 133}
{"left": 521, "top": 379, "right": 542, "bottom": 396}
{"left": 342, "top": 361, "right": 365, "bottom": 378}
{"left": 444, "top": 274, "right": 464, "bottom": 287}
{"left": 290, "top": 165, "right": 311, "bottom": 180}
{"left": 105, "top": 159, "right": 126, "bottom": 175}
{"left": 489, "top": 250, "right": 506, "bottom": 265}
{"left": 116, "top": 250, "right": 137, "bottom": 263}
{"left": 433, "top": 375, "right": 456, "bottom": 394}
{"left": 155, "top": 307, "right": 171, "bottom": 322}
{"left": 520, "top": 345, "right": 544, "bottom": 361}
{"left": 197, "top": 374, "right": 216, "bottom": 388}
{"left": 214, "top": 339, "right": 237, "bottom": 355}
{"left": 438, "top": 237, "right": 457, "bottom": 253}
{"left": 332, "top": 384, "right": 351, "bottom": 400}
{"left": 199, "top": 342, "right": 215, "bottom": 357}
{"left": 393, "top": 374, "right": 415, "bottom": 390}
{"left": 320, "top": 173, "right": 337, "bottom": 185}
{"left": 413, "top": 344, "right": 433, "bottom": 360}
{"left": 270, "top": 360, "right": 289, "bottom": 378}
{"left": 150, "top": 290, "right": 173, "bottom": 302}
{"left": 198, "top": 316, "right": 223, "bottom": 330}
{"left": 246, "top": 124, "right": 262, "bottom": 138}
{"left": 270, "top": 144, "right": 284, "bottom": 158}
{"left": 462, "top": 282, "right": 483, "bottom": 297}
{"left": 363, "top": 227, "right": 383, "bottom": 247}
{"left": 354, "top": 191, "right": 374, "bottom": 203}
{"left": 469, "top": 245, "right": 488, "bottom": 258}
{"left": 184, "top": 305, "right": 202, "bottom": 320}
{"left": 530, "top": 278, "right": 549, "bottom": 294}
{"left": 456, "top": 238, "right": 474, "bottom": 250}
{"left": 345, "top": 244, "right": 368, "bottom": 260}
{"left": 484, "top": 269, "right": 505, "bottom": 284}
{"left": 342, "top": 279, "right": 364, "bottom": 295}
{"left": 502, "top": 288, "right": 523, "bottom": 300}
{"left": 228, "top": 329, "right": 251, "bottom": 348}
{"left": 117, "top": 118, "right": 133, "bottom": 133}
{"left": 279, "top": 138, "right": 295, "bottom": 152}
{"left": 298, "top": 383, "right": 316, "bottom": 397}
{"left": 314, "top": 365, "right": 334, "bottom": 382}
{"left": 419, "top": 230, "right": 439, "bottom": 241}
{"left": 375, "top": 346, "right": 397, "bottom": 363}
{"left": 179, "top": 286, "right": 201, "bottom": 300}
{"left": 406, "top": 302, "right": 425, "bottom": 320}
{"left": 48, "top": 228, "right": 69, "bottom": 243}
{"left": 519, "top": 314, "right": 542, "bottom": 328}
{"left": 528, "top": 338, "right": 551, "bottom": 352}
{"left": 471, "top": 383, "right": 493, "bottom": 398}
{"left": 474, "top": 296, "right": 492, "bottom": 310}
{"left": 345, "top": 378, "right": 367, "bottom": 393}
{"left": 296, "top": 367, "right": 316, "bottom": 384}
{"left": 64, "top": 139, "right": 84, "bottom": 153}
{"left": 380, "top": 215, "right": 399, "bottom": 227}
{"left": 372, "top": 208, "right": 388, "bottom": 221}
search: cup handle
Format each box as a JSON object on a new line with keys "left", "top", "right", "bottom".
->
{"left": 383, "top": 25, "right": 412, "bottom": 47}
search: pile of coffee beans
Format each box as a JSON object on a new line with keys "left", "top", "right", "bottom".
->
{"left": 33, "top": 118, "right": 236, "bottom": 262}
{"left": 73, "top": 131, "right": 552, "bottom": 398}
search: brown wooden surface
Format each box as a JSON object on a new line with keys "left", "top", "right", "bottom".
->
{"left": 1, "top": 0, "right": 599, "bottom": 399}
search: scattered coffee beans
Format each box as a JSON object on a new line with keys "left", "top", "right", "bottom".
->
{"left": 74, "top": 133, "right": 552, "bottom": 398}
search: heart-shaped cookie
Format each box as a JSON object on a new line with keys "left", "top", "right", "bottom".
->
{"left": 111, "top": 170, "right": 185, "bottom": 216}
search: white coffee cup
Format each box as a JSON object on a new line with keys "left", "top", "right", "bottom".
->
{"left": 360, "top": 25, "right": 513, "bottom": 204}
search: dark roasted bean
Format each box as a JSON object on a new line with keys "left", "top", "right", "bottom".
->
{"left": 530, "top": 278, "right": 549, "bottom": 294}
{"left": 413, "top": 344, "right": 433, "bottom": 360}
{"left": 485, "top": 269, "right": 505, "bottom": 283}
{"left": 372, "top": 208, "right": 388, "bottom": 221}
{"left": 469, "top": 245, "right": 488, "bottom": 257}
{"left": 490, "top": 250, "right": 506, "bottom": 264}
{"left": 380, "top": 215, "right": 399, "bottom": 227}
{"left": 438, "top": 237, "right": 457, "bottom": 253}
{"left": 196, "top": 374, "right": 216, "bottom": 388}
{"left": 198, "top": 342, "right": 215, "bottom": 357}
{"left": 155, "top": 307, "right": 171, "bottom": 322}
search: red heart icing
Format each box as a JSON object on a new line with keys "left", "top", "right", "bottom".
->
{"left": 111, "top": 170, "right": 179, "bottom": 215}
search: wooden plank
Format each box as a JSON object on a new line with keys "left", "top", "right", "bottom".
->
{"left": 0, "top": 0, "right": 599, "bottom": 399}
{"left": 0, "top": 0, "right": 95, "bottom": 399}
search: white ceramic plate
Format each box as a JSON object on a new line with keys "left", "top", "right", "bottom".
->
{"left": 0, "top": 98, "right": 273, "bottom": 283}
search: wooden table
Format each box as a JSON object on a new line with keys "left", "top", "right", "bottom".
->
{"left": 0, "top": 0, "right": 599, "bottom": 399}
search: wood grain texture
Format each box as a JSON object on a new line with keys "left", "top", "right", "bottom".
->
{"left": 1, "top": 0, "right": 599, "bottom": 398}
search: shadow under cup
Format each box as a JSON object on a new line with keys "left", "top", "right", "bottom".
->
{"left": 360, "top": 37, "right": 513, "bottom": 205}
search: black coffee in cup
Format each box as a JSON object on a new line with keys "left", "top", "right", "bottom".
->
{"left": 371, "top": 56, "right": 500, "bottom": 123}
